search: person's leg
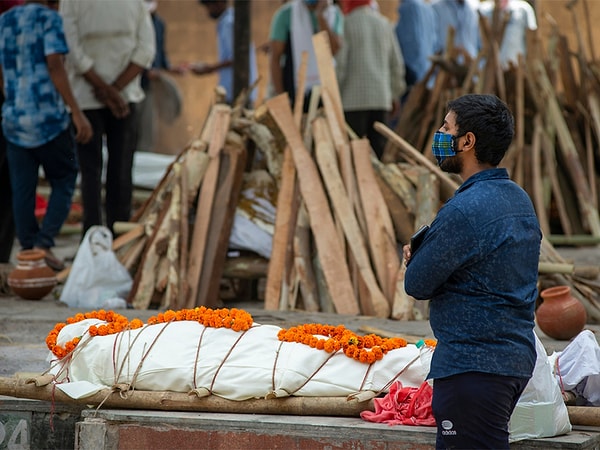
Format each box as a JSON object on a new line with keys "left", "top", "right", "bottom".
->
{"left": 345, "top": 110, "right": 369, "bottom": 141}
{"left": 105, "top": 103, "right": 137, "bottom": 233}
{"left": 366, "top": 110, "right": 388, "bottom": 160}
{"left": 78, "top": 109, "right": 106, "bottom": 236}
{"left": 0, "top": 125, "right": 15, "bottom": 262}
{"left": 6, "top": 142, "right": 40, "bottom": 250}
{"left": 35, "top": 127, "right": 78, "bottom": 250}
{"left": 432, "top": 372, "right": 529, "bottom": 449}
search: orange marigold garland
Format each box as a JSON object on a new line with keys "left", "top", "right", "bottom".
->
{"left": 277, "top": 324, "right": 408, "bottom": 364}
{"left": 46, "top": 310, "right": 135, "bottom": 359}
{"left": 46, "top": 307, "right": 254, "bottom": 359}
{"left": 146, "top": 307, "right": 253, "bottom": 332}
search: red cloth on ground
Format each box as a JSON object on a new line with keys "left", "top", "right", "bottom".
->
{"left": 360, "top": 381, "right": 436, "bottom": 426}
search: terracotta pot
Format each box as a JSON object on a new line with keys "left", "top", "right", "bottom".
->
{"left": 536, "top": 285, "right": 587, "bottom": 340}
{"left": 8, "top": 249, "right": 57, "bottom": 300}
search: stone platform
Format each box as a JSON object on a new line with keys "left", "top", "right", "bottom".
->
{"left": 1, "top": 397, "right": 600, "bottom": 450}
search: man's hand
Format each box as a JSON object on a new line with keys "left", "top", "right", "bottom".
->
{"left": 72, "top": 110, "right": 93, "bottom": 144}
{"left": 190, "top": 61, "right": 214, "bottom": 76}
{"left": 93, "top": 85, "right": 129, "bottom": 118}
{"left": 402, "top": 243, "right": 412, "bottom": 267}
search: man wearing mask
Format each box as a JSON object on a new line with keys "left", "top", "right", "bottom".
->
{"left": 268, "top": 0, "right": 344, "bottom": 110}
{"left": 403, "top": 94, "right": 541, "bottom": 449}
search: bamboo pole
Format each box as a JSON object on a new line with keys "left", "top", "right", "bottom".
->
{"left": 0, "top": 377, "right": 372, "bottom": 417}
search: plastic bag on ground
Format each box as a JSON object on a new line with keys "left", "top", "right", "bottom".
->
{"left": 508, "top": 332, "right": 572, "bottom": 442}
{"left": 59, "top": 226, "right": 132, "bottom": 309}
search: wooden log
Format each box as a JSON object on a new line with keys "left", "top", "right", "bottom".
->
{"left": 184, "top": 144, "right": 210, "bottom": 205}
{"left": 374, "top": 174, "right": 414, "bottom": 245}
{"left": 293, "top": 205, "right": 320, "bottom": 312}
{"left": 313, "top": 119, "right": 389, "bottom": 318}
{"left": 263, "top": 53, "right": 308, "bottom": 311}
{"left": 541, "top": 128, "right": 573, "bottom": 236}
{"left": 232, "top": 118, "right": 283, "bottom": 186}
{"left": 266, "top": 94, "right": 359, "bottom": 316}
{"left": 164, "top": 163, "right": 182, "bottom": 309}
{"left": 538, "top": 262, "right": 574, "bottom": 274}
{"left": 195, "top": 145, "right": 247, "bottom": 308}
{"left": 120, "top": 235, "right": 148, "bottom": 274}
{"left": 186, "top": 105, "right": 231, "bottom": 308}
{"left": 0, "top": 377, "right": 373, "bottom": 418}
{"left": 352, "top": 140, "right": 399, "bottom": 303}
{"left": 567, "top": 406, "right": 600, "bottom": 427}
{"left": 264, "top": 145, "right": 299, "bottom": 311}
{"left": 312, "top": 31, "right": 345, "bottom": 133}
{"left": 391, "top": 265, "right": 415, "bottom": 321}
{"left": 358, "top": 325, "right": 428, "bottom": 344}
{"left": 546, "top": 234, "right": 600, "bottom": 246}
{"left": 412, "top": 166, "right": 439, "bottom": 231}
{"left": 177, "top": 152, "right": 191, "bottom": 310}
{"left": 531, "top": 115, "right": 551, "bottom": 236}
{"left": 533, "top": 60, "right": 600, "bottom": 236}
{"left": 130, "top": 194, "right": 174, "bottom": 309}
{"left": 375, "top": 162, "right": 416, "bottom": 214}
{"left": 222, "top": 255, "right": 269, "bottom": 279}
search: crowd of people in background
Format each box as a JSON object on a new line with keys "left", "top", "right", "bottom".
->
{"left": 0, "top": 0, "right": 538, "bottom": 268}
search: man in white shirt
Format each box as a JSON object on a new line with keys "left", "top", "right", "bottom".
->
{"left": 60, "top": 0, "right": 156, "bottom": 236}
{"left": 431, "top": 0, "right": 480, "bottom": 61}
{"left": 479, "top": 0, "right": 538, "bottom": 69}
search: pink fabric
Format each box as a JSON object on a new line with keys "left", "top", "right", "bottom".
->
{"left": 360, "top": 381, "right": 436, "bottom": 426}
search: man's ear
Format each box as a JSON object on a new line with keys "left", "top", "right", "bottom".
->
{"left": 463, "top": 131, "right": 476, "bottom": 151}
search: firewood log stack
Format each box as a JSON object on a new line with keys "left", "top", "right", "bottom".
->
{"left": 380, "top": 2, "right": 600, "bottom": 321}
{"left": 117, "top": 5, "right": 600, "bottom": 323}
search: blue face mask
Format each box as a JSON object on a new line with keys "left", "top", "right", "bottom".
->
{"left": 304, "top": 0, "right": 319, "bottom": 5}
{"left": 431, "top": 131, "right": 458, "bottom": 165}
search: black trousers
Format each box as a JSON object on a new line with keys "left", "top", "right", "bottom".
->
{"left": 345, "top": 109, "right": 388, "bottom": 160}
{"left": 77, "top": 105, "right": 138, "bottom": 236}
{"left": 0, "top": 116, "right": 15, "bottom": 262}
{"left": 0, "top": 121, "right": 15, "bottom": 263}
{"left": 432, "top": 372, "right": 529, "bottom": 449}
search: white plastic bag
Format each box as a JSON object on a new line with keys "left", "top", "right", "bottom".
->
{"left": 508, "top": 332, "right": 572, "bottom": 442}
{"left": 60, "top": 226, "right": 132, "bottom": 309}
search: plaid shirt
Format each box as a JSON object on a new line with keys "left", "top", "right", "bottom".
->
{"left": 0, "top": 4, "right": 70, "bottom": 147}
{"left": 335, "top": 6, "right": 405, "bottom": 112}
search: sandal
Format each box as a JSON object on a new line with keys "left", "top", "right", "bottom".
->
{"left": 34, "top": 247, "right": 66, "bottom": 272}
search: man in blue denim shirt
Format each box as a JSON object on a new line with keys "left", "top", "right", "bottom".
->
{"left": 403, "top": 94, "right": 541, "bottom": 449}
{"left": 0, "top": 0, "right": 92, "bottom": 270}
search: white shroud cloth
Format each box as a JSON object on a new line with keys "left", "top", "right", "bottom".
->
{"left": 48, "top": 319, "right": 425, "bottom": 401}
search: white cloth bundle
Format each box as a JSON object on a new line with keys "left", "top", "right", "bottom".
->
{"left": 49, "top": 319, "right": 425, "bottom": 401}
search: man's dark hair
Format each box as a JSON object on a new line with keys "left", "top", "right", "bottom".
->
{"left": 447, "top": 94, "right": 514, "bottom": 166}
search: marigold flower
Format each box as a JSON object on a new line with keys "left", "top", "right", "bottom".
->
{"left": 276, "top": 323, "right": 407, "bottom": 364}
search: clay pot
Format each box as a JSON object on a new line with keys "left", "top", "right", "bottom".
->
{"left": 536, "top": 285, "right": 587, "bottom": 340}
{"left": 8, "top": 249, "right": 57, "bottom": 300}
